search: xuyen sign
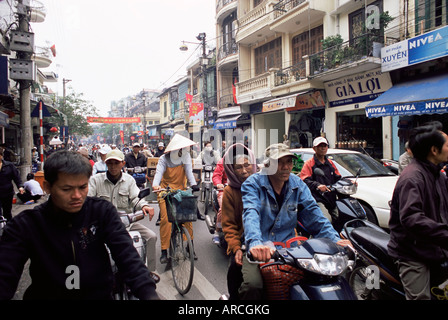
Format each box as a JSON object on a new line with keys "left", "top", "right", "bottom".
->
{"left": 381, "top": 25, "right": 448, "bottom": 72}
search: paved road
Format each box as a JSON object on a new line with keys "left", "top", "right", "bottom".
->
{"left": 9, "top": 195, "right": 230, "bottom": 300}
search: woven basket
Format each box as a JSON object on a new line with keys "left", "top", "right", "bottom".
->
{"left": 260, "top": 263, "right": 304, "bottom": 300}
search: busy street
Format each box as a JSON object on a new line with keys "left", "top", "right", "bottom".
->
{"left": 10, "top": 195, "right": 230, "bottom": 301}
{"left": 1, "top": 0, "right": 448, "bottom": 309}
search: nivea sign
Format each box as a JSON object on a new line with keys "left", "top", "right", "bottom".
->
{"left": 382, "top": 25, "right": 448, "bottom": 72}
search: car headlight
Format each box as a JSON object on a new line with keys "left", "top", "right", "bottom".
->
{"left": 297, "top": 253, "right": 349, "bottom": 276}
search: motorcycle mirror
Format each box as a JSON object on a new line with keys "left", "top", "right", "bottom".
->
{"left": 138, "top": 188, "right": 150, "bottom": 199}
{"left": 314, "top": 168, "right": 325, "bottom": 177}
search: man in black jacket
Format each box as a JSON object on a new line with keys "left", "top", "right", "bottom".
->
{"left": 0, "top": 150, "right": 159, "bottom": 300}
{"left": 0, "top": 148, "right": 25, "bottom": 220}
{"left": 388, "top": 121, "right": 448, "bottom": 300}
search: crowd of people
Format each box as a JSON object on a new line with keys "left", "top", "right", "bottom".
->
{"left": 1, "top": 120, "right": 448, "bottom": 300}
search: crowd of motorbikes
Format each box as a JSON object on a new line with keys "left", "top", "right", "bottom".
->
{"left": 2, "top": 152, "right": 447, "bottom": 301}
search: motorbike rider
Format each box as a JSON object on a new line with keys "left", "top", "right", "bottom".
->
{"left": 92, "top": 145, "right": 111, "bottom": 174}
{"left": 211, "top": 157, "right": 227, "bottom": 244}
{"left": 125, "top": 143, "right": 148, "bottom": 170}
{"left": 88, "top": 149, "right": 159, "bottom": 283}
{"left": 221, "top": 143, "right": 257, "bottom": 300}
{"left": 152, "top": 134, "right": 200, "bottom": 264}
{"left": 196, "top": 141, "right": 221, "bottom": 166}
{"left": 240, "top": 143, "right": 349, "bottom": 299}
{"left": 0, "top": 150, "right": 159, "bottom": 300}
{"left": 299, "top": 136, "right": 342, "bottom": 223}
{"left": 154, "top": 142, "right": 165, "bottom": 157}
{"left": 388, "top": 121, "right": 448, "bottom": 300}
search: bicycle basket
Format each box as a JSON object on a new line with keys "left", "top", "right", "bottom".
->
{"left": 165, "top": 192, "right": 198, "bottom": 223}
{"left": 260, "top": 263, "right": 304, "bottom": 300}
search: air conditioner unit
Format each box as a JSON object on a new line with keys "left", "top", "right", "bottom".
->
{"left": 9, "top": 31, "right": 34, "bottom": 53}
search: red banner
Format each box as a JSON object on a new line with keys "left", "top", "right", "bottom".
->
{"left": 87, "top": 117, "right": 141, "bottom": 123}
{"left": 119, "top": 130, "right": 124, "bottom": 144}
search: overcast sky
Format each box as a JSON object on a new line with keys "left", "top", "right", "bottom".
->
{"left": 31, "top": 0, "right": 216, "bottom": 116}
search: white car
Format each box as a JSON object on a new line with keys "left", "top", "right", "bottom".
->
{"left": 290, "top": 148, "right": 398, "bottom": 229}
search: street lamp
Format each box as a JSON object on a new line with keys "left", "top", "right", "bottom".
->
{"left": 180, "top": 33, "right": 209, "bottom": 128}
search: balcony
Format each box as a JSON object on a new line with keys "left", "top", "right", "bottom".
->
{"left": 32, "top": 46, "right": 53, "bottom": 68}
{"left": 236, "top": 0, "right": 275, "bottom": 46}
{"left": 29, "top": 0, "right": 47, "bottom": 23}
{"left": 216, "top": 0, "right": 237, "bottom": 22}
{"left": 217, "top": 39, "right": 238, "bottom": 65}
{"left": 270, "top": 0, "right": 326, "bottom": 34}
{"left": 236, "top": 72, "right": 272, "bottom": 104}
{"left": 308, "top": 33, "right": 397, "bottom": 82}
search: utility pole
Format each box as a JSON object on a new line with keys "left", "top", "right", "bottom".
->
{"left": 197, "top": 33, "right": 208, "bottom": 128}
{"left": 18, "top": 0, "right": 32, "bottom": 179}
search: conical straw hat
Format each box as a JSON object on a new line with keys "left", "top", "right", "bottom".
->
{"left": 164, "top": 134, "right": 197, "bottom": 153}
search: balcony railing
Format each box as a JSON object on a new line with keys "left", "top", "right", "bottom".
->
{"left": 308, "top": 33, "right": 396, "bottom": 75}
{"left": 273, "top": 0, "right": 307, "bottom": 19}
{"left": 273, "top": 61, "right": 306, "bottom": 86}
{"left": 216, "top": 0, "right": 236, "bottom": 13}
{"left": 217, "top": 39, "right": 238, "bottom": 61}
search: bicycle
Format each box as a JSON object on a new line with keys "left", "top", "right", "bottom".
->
{"left": 158, "top": 187, "right": 197, "bottom": 295}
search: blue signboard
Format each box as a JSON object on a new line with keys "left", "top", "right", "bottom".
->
{"left": 382, "top": 25, "right": 448, "bottom": 72}
{"left": 365, "top": 74, "right": 448, "bottom": 118}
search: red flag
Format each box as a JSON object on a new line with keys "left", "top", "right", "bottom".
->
{"left": 50, "top": 44, "right": 56, "bottom": 57}
{"left": 185, "top": 93, "right": 193, "bottom": 103}
{"left": 119, "top": 130, "right": 124, "bottom": 144}
{"left": 232, "top": 78, "right": 238, "bottom": 105}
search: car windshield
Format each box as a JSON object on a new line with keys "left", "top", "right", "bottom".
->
{"left": 294, "top": 152, "right": 396, "bottom": 178}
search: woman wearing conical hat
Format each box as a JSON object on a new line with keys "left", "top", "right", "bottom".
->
{"left": 152, "top": 134, "right": 200, "bottom": 263}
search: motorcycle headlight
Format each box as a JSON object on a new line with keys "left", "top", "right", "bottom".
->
{"left": 297, "top": 253, "right": 349, "bottom": 276}
{"left": 204, "top": 165, "right": 213, "bottom": 171}
{"left": 337, "top": 184, "right": 357, "bottom": 195}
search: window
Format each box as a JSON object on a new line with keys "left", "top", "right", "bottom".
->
{"left": 348, "top": 0, "right": 383, "bottom": 40}
{"left": 254, "top": 0, "right": 263, "bottom": 7}
{"left": 292, "top": 25, "right": 323, "bottom": 64}
{"left": 255, "top": 38, "right": 282, "bottom": 75}
{"left": 416, "top": 0, "right": 447, "bottom": 33}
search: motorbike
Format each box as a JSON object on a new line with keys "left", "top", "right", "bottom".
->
{"left": 199, "top": 164, "right": 227, "bottom": 250}
{"left": 312, "top": 168, "right": 367, "bottom": 233}
{"left": 110, "top": 187, "right": 150, "bottom": 300}
{"left": 248, "top": 237, "right": 357, "bottom": 300}
{"left": 342, "top": 219, "right": 448, "bottom": 300}
{"left": 127, "top": 166, "right": 147, "bottom": 189}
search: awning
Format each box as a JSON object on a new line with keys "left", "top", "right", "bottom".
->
{"left": 213, "top": 114, "right": 241, "bottom": 130}
{"left": 365, "top": 74, "right": 448, "bottom": 118}
{"left": 262, "top": 90, "right": 326, "bottom": 113}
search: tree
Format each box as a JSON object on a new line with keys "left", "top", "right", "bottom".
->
{"left": 55, "top": 90, "right": 99, "bottom": 137}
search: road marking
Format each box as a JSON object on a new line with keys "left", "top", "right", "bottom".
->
{"left": 157, "top": 267, "right": 221, "bottom": 300}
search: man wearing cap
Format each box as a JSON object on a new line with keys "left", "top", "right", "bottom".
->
{"left": 240, "top": 143, "right": 347, "bottom": 299}
{"left": 299, "top": 137, "right": 342, "bottom": 223}
{"left": 88, "top": 149, "right": 159, "bottom": 282}
{"left": 92, "top": 145, "right": 111, "bottom": 174}
{"left": 152, "top": 134, "right": 200, "bottom": 263}
{"left": 154, "top": 142, "right": 165, "bottom": 157}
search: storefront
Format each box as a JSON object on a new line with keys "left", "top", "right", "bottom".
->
{"left": 365, "top": 25, "right": 448, "bottom": 160}
{"left": 324, "top": 69, "right": 393, "bottom": 159}
{"left": 251, "top": 90, "right": 326, "bottom": 157}
{"left": 366, "top": 72, "right": 448, "bottom": 159}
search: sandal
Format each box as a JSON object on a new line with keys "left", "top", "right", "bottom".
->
{"left": 149, "top": 272, "right": 160, "bottom": 283}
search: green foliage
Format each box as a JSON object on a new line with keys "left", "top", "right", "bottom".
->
{"left": 55, "top": 90, "right": 99, "bottom": 137}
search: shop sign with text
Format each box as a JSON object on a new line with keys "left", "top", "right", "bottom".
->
{"left": 324, "top": 69, "right": 392, "bottom": 107}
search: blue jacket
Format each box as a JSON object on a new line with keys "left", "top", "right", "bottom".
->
{"left": 241, "top": 171, "right": 340, "bottom": 250}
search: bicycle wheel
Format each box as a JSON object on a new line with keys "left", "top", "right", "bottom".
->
{"left": 203, "top": 187, "right": 210, "bottom": 215}
{"left": 170, "top": 224, "right": 194, "bottom": 295}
